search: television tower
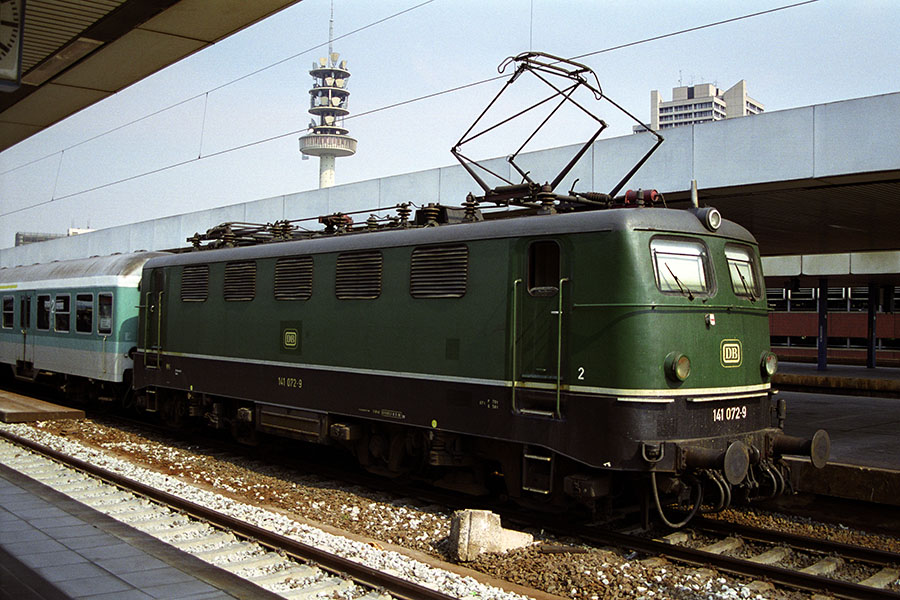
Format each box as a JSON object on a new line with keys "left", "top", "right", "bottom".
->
{"left": 298, "top": 3, "right": 357, "bottom": 188}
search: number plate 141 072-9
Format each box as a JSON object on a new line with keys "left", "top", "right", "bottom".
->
{"left": 713, "top": 405, "right": 747, "bottom": 422}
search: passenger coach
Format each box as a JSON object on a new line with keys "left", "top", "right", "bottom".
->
{"left": 0, "top": 252, "right": 166, "bottom": 398}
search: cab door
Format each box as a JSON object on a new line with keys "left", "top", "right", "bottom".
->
{"left": 512, "top": 239, "right": 569, "bottom": 418}
{"left": 143, "top": 269, "right": 166, "bottom": 369}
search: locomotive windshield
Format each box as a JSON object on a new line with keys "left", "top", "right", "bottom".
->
{"left": 650, "top": 237, "right": 711, "bottom": 298}
{"left": 725, "top": 244, "right": 761, "bottom": 301}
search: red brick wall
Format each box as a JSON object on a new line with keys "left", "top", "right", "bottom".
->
{"left": 769, "top": 312, "right": 900, "bottom": 338}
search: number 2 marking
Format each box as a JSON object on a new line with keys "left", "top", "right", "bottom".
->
{"left": 577, "top": 366, "right": 585, "bottom": 380}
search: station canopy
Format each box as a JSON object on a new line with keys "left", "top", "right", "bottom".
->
{"left": 0, "top": 0, "right": 300, "bottom": 152}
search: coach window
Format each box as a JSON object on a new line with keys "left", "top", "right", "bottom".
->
{"left": 55, "top": 295, "right": 71, "bottom": 332}
{"left": 75, "top": 294, "right": 93, "bottom": 334}
{"left": 725, "top": 244, "right": 761, "bottom": 301}
{"left": 37, "top": 295, "right": 50, "bottom": 330}
{"left": 98, "top": 293, "right": 113, "bottom": 335}
{"left": 650, "top": 237, "right": 712, "bottom": 298}
{"left": 527, "top": 240, "right": 560, "bottom": 296}
{"left": 1, "top": 296, "right": 12, "bottom": 329}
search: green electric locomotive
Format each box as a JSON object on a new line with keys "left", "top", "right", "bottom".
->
{"left": 130, "top": 52, "right": 827, "bottom": 525}
{"left": 132, "top": 199, "right": 827, "bottom": 525}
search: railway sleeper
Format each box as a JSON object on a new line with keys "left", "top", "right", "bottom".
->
{"left": 153, "top": 522, "right": 212, "bottom": 539}
{"left": 130, "top": 514, "right": 189, "bottom": 531}
{"left": 748, "top": 546, "right": 791, "bottom": 565}
{"left": 282, "top": 577, "right": 355, "bottom": 600}
{"left": 699, "top": 536, "right": 742, "bottom": 555}
{"left": 170, "top": 532, "right": 237, "bottom": 551}
{"left": 799, "top": 556, "right": 843, "bottom": 576}
{"left": 248, "top": 564, "right": 319, "bottom": 586}
{"left": 220, "top": 553, "right": 289, "bottom": 574}
{"left": 193, "top": 540, "right": 258, "bottom": 561}
{"left": 859, "top": 568, "right": 900, "bottom": 589}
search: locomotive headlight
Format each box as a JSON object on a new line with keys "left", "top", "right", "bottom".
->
{"left": 665, "top": 352, "right": 692, "bottom": 382}
{"left": 692, "top": 207, "right": 722, "bottom": 231}
{"left": 761, "top": 351, "right": 778, "bottom": 378}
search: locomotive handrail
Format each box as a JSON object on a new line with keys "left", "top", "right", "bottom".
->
{"left": 142, "top": 291, "right": 151, "bottom": 367}
{"left": 155, "top": 291, "right": 164, "bottom": 369}
{"left": 510, "top": 279, "right": 522, "bottom": 412}
{"left": 142, "top": 291, "right": 164, "bottom": 369}
{"left": 555, "top": 278, "right": 569, "bottom": 419}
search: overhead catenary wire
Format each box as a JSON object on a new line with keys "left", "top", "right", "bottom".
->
{"left": 0, "top": 0, "right": 439, "bottom": 178}
{"left": 0, "top": 0, "right": 819, "bottom": 217}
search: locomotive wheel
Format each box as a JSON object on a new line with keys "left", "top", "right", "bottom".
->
{"left": 231, "top": 419, "right": 258, "bottom": 446}
{"left": 159, "top": 393, "right": 187, "bottom": 429}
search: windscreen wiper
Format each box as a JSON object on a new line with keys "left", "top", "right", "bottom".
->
{"left": 665, "top": 263, "right": 694, "bottom": 301}
{"left": 737, "top": 268, "right": 757, "bottom": 302}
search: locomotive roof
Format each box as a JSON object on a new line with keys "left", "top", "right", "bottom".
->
{"left": 0, "top": 251, "right": 169, "bottom": 286}
{"left": 146, "top": 207, "right": 757, "bottom": 268}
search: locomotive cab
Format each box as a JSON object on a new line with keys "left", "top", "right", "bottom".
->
{"left": 543, "top": 206, "right": 829, "bottom": 526}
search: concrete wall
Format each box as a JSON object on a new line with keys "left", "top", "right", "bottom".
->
{"left": 2, "top": 91, "right": 899, "bottom": 268}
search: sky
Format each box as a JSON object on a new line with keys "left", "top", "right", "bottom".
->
{"left": 0, "top": 0, "right": 898, "bottom": 249}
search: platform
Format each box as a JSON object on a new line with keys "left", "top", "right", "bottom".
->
{"left": 0, "top": 463, "right": 282, "bottom": 600}
{"left": 779, "top": 373, "right": 900, "bottom": 507}
{"left": 773, "top": 361, "right": 900, "bottom": 398}
{"left": 0, "top": 390, "right": 84, "bottom": 423}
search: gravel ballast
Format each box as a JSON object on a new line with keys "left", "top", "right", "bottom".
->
{"left": 3, "top": 417, "right": 897, "bottom": 599}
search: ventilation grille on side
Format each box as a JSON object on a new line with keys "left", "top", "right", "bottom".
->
{"left": 410, "top": 245, "right": 468, "bottom": 298}
{"left": 181, "top": 265, "right": 209, "bottom": 302}
{"left": 224, "top": 261, "right": 256, "bottom": 301}
{"left": 274, "top": 256, "right": 313, "bottom": 300}
{"left": 336, "top": 251, "right": 382, "bottom": 299}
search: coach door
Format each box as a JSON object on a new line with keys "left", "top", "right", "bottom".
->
{"left": 512, "top": 239, "right": 569, "bottom": 418}
{"left": 144, "top": 268, "right": 165, "bottom": 368}
{"left": 17, "top": 293, "right": 34, "bottom": 375}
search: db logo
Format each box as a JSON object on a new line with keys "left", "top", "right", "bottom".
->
{"left": 721, "top": 339, "right": 742, "bottom": 367}
{"left": 282, "top": 328, "right": 298, "bottom": 350}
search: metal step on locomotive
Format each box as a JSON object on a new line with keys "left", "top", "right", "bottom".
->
{"left": 0, "top": 52, "right": 829, "bottom": 527}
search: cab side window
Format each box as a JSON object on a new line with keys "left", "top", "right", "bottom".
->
{"left": 650, "top": 237, "right": 713, "bottom": 297}
{"left": 527, "top": 241, "right": 560, "bottom": 296}
{"left": 725, "top": 244, "right": 761, "bottom": 300}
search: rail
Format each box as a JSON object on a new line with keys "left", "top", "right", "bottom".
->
{"left": 0, "top": 429, "right": 460, "bottom": 600}
{"left": 567, "top": 521, "right": 900, "bottom": 600}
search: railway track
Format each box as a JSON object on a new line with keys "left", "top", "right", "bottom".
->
{"left": 0, "top": 428, "right": 466, "bottom": 600}
{"left": 560, "top": 517, "right": 900, "bottom": 600}
{"left": 5, "top": 407, "right": 900, "bottom": 599}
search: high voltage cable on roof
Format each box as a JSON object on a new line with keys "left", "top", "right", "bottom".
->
{"left": 0, "top": 0, "right": 819, "bottom": 217}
